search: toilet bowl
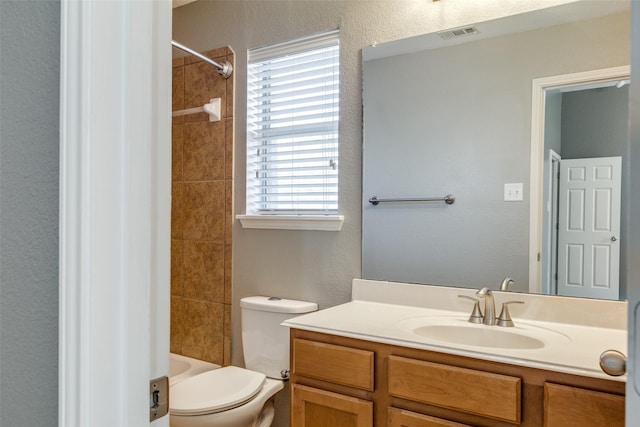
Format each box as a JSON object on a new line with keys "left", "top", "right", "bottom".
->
{"left": 169, "top": 353, "right": 219, "bottom": 387}
{"left": 170, "top": 367, "right": 283, "bottom": 427}
{"left": 169, "top": 296, "right": 317, "bottom": 427}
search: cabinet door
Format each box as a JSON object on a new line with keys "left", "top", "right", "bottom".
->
{"left": 291, "top": 384, "right": 373, "bottom": 427}
{"left": 388, "top": 407, "right": 472, "bottom": 427}
{"left": 544, "top": 382, "right": 624, "bottom": 427}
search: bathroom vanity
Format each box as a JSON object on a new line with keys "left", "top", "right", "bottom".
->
{"left": 283, "top": 280, "right": 627, "bottom": 427}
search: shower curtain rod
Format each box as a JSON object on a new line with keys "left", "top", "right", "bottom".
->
{"left": 171, "top": 40, "right": 233, "bottom": 79}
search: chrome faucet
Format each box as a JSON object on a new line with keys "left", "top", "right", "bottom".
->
{"left": 500, "top": 277, "right": 514, "bottom": 291}
{"left": 475, "top": 287, "right": 496, "bottom": 325}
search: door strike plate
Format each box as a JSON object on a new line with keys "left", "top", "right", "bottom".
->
{"left": 150, "top": 376, "right": 169, "bottom": 421}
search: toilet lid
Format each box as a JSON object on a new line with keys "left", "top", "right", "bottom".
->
{"left": 170, "top": 366, "right": 266, "bottom": 416}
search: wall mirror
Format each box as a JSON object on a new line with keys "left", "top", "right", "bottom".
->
{"left": 361, "top": 1, "right": 630, "bottom": 300}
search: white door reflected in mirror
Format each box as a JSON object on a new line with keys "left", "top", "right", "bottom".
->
{"left": 556, "top": 157, "right": 621, "bottom": 300}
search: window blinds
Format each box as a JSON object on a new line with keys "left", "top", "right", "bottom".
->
{"left": 247, "top": 30, "right": 339, "bottom": 215}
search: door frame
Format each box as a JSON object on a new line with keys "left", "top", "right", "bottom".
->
{"left": 541, "top": 149, "right": 561, "bottom": 295}
{"left": 58, "top": 1, "right": 171, "bottom": 425}
{"left": 528, "top": 65, "right": 630, "bottom": 293}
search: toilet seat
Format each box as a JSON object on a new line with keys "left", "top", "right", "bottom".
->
{"left": 170, "top": 366, "right": 266, "bottom": 416}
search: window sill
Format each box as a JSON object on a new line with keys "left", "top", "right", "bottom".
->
{"left": 236, "top": 214, "right": 344, "bottom": 231}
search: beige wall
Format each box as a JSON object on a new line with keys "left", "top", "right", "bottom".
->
{"left": 171, "top": 47, "right": 234, "bottom": 366}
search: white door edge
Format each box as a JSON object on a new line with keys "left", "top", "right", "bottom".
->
{"left": 528, "top": 65, "right": 630, "bottom": 294}
{"left": 59, "top": 1, "right": 171, "bottom": 426}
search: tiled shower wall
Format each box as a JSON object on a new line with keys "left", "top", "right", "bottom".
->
{"left": 171, "top": 47, "right": 234, "bottom": 365}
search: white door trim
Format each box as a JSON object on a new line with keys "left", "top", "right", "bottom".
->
{"left": 59, "top": 1, "right": 171, "bottom": 425}
{"left": 542, "top": 149, "right": 561, "bottom": 295}
{"left": 528, "top": 65, "right": 630, "bottom": 293}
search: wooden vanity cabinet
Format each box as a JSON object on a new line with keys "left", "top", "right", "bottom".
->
{"left": 290, "top": 329, "right": 625, "bottom": 427}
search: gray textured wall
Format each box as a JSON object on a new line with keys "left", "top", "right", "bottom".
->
{"left": 562, "top": 86, "right": 629, "bottom": 159}
{"left": 0, "top": 1, "right": 60, "bottom": 425}
{"left": 362, "top": 12, "right": 629, "bottom": 293}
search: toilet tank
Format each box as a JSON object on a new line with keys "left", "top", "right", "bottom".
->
{"left": 240, "top": 296, "right": 317, "bottom": 379}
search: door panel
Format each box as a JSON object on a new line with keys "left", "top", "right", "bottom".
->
{"left": 594, "top": 188, "right": 613, "bottom": 230}
{"left": 567, "top": 188, "right": 585, "bottom": 230}
{"left": 566, "top": 244, "right": 584, "bottom": 285}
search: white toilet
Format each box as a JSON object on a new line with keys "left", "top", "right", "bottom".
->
{"left": 169, "top": 296, "right": 317, "bottom": 427}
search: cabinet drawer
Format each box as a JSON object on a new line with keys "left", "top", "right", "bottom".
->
{"left": 543, "top": 382, "right": 624, "bottom": 427}
{"left": 292, "top": 338, "right": 374, "bottom": 391}
{"left": 388, "top": 355, "right": 521, "bottom": 424}
{"left": 388, "top": 407, "right": 472, "bottom": 427}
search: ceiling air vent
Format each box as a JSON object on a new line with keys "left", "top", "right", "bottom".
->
{"left": 438, "top": 25, "right": 479, "bottom": 40}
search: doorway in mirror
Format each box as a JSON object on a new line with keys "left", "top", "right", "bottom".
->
{"left": 531, "top": 67, "right": 630, "bottom": 300}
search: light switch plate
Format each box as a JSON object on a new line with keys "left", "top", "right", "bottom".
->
{"left": 504, "top": 183, "right": 524, "bottom": 201}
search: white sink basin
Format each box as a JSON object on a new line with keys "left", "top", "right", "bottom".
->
{"left": 412, "top": 324, "right": 545, "bottom": 349}
{"left": 397, "top": 316, "right": 570, "bottom": 350}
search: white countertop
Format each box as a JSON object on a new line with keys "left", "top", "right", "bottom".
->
{"left": 282, "top": 279, "right": 627, "bottom": 382}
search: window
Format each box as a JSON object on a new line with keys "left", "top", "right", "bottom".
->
{"left": 245, "top": 30, "right": 340, "bottom": 223}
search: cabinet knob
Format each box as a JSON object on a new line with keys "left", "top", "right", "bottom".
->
{"left": 599, "top": 349, "right": 626, "bottom": 376}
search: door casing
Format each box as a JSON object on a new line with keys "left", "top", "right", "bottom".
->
{"left": 58, "top": 1, "right": 171, "bottom": 425}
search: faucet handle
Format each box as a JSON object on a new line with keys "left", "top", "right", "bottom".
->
{"left": 458, "top": 295, "right": 484, "bottom": 324}
{"left": 497, "top": 301, "right": 524, "bottom": 327}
